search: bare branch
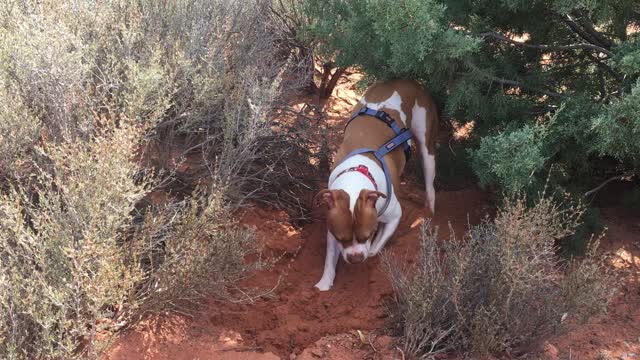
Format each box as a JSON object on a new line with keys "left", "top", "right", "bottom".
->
{"left": 480, "top": 31, "right": 613, "bottom": 57}
{"left": 560, "top": 14, "right": 613, "bottom": 52}
{"left": 574, "top": 10, "right": 614, "bottom": 49}
{"left": 584, "top": 173, "right": 636, "bottom": 197}
{"left": 467, "top": 63, "right": 564, "bottom": 98}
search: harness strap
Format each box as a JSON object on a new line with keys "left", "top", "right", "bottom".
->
{"left": 335, "top": 128, "right": 413, "bottom": 215}
{"left": 337, "top": 148, "right": 391, "bottom": 214}
{"left": 345, "top": 107, "right": 412, "bottom": 160}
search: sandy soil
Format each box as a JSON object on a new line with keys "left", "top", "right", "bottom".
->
{"left": 104, "top": 75, "right": 640, "bottom": 360}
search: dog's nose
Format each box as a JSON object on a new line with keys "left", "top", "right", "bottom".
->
{"left": 347, "top": 252, "right": 365, "bottom": 264}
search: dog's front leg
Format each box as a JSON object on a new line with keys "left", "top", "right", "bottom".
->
{"left": 315, "top": 231, "right": 340, "bottom": 291}
{"left": 369, "top": 208, "right": 401, "bottom": 256}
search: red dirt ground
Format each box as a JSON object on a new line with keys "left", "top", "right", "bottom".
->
{"left": 104, "top": 75, "right": 640, "bottom": 360}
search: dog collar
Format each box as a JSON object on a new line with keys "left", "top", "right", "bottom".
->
{"left": 334, "top": 165, "right": 378, "bottom": 191}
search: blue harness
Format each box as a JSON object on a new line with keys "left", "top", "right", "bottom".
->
{"left": 337, "top": 107, "right": 413, "bottom": 215}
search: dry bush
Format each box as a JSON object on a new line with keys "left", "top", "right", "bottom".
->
{"left": 0, "top": 84, "right": 41, "bottom": 181}
{"left": 0, "top": 0, "right": 308, "bottom": 358}
{"left": 0, "top": 0, "right": 314, "bottom": 203}
{"left": 561, "top": 236, "right": 617, "bottom": 320}
{"left": 385, "top": 196, "right": 616, "bottom": 358}
{"left": 130, "top": 188, "right": 264, "bottom": 313}
{"left": 105, "top": 0, "right": 319, "bottom": 219}
{"left": 0, "top": 3, "right": 95, "bottom": 142}
{"left": 0, "top": 126, "right": 266, "bottom": 360}
{"left": 0, "top": 125, "right": 148, "bottom": 359}
{"left": 237, "top": 106, "right": 330, "bottom": 224}
{"left": 0, "top": 122, "right": 265, "bottom": 359}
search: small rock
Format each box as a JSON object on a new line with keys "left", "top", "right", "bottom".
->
{"left": 591, "top": 338, "right": 603, "bottom": 347}
{"left": 375, "top": 335, "right": 394, "bottom": 349}
{"left": 289, "top": 354, "right": 297, "bottom": 360}
{"left": 311, "top": 347, "right": 325, "bottom": 358}
{"left": 301, "top": 289, "right": 316, "bottom": 301}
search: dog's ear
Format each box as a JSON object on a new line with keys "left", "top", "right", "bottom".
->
{"left": 361, "top": 190, "right": 386, "bottom": 208}
{"left": 315, "top": 189, "right": 351, "bottom": 210}
{"left": 353, "top": 189, "right": 384, "bottom": 242}
{"left": 317, "top": 190, "right": 353, "bottom": 242}
{"left": 315, "top": 189, "right": 335, "bottom": 208}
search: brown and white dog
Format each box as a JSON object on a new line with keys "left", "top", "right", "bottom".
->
{"left": 315, "top": 79, "right": 438, "bottom": 291}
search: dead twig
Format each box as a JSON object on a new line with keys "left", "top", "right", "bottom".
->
{"left": 584, "top": 173, "right": 635, "bottom": 197}
{"left": 480, "top": 31, "right": 613, "bottom": 57}
{"left": 228, "top": 276, "right": 282, "bottom": 304}
{"left": 368, "top": 331, "right": 378, "bottom": 353}
{"left": 467, "top": 63, "right": 564, "bottom": 98}
{"left": 218, "top": 346, "right": 264, "bottom": 353}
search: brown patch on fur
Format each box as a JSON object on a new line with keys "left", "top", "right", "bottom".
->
{"left": 333, "top": 79, "right": 439, "bottom": 193}
{"left": 317, "top": 189, "right": 352, "bottom": 243}
{"left": 353, "top": 190, "right": 386, "bottom": 242}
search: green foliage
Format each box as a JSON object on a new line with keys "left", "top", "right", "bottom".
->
{"left": 303, "top": 0, "right": 479, "bottom": 93}
{"left": 562, "top": 206, "right": 605, "bottom": 255}
{"left": 303, "top": 0, "right": 640, "bottom": 197}
{"left": 471, "top": 124, "right": 546, "bottom": 194}
{"left": 590, "top": 80, "right": 640, "bottom": 165}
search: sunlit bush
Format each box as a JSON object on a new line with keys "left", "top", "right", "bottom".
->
{"left": 385, "top": 196, "right": 615, "bottom": 358}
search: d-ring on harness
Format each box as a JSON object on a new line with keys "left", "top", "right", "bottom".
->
{"left": 334, "top": 107, "right": 413, "bottom": 216}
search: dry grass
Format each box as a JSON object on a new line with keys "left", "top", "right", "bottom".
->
{"left": 596, "top": 349, "right": 615, "bottom": 360}
{"left": 384, "top": 196, "right": 616, "bottom": 358}
{"left": 0, "top": 0, "right": 311, "bottom": 358}
{"left": 0, "top": 125, "right": 148, "bottom": 359}
{"left": 130, "top": 187, "right": 265, "bottom": 314}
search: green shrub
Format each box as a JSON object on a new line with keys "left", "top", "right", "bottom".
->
{"left": 384, "top": 196, "right": 615, "bottom": 358}
{"left": 562, "top": 206, "right": 605, "bottom": 256}
{"left": 303, "top": 0, "right": 640, "bottom": 197}
{"left": 471, "top": 124, "right": 546, "bottom": 194}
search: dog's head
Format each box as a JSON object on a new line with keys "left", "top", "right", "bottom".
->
{"left": 316, "top": 189, "right": 386, "bottom": 264}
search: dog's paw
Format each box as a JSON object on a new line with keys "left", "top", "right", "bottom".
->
{"left": 423, "top": 203, "right": 435, "bottom": 218}
{"left": 368, "top": 248, "right": 382, "bottom": 257}
{"left": 314, "top": 280, "right": 332, "bottom": 292}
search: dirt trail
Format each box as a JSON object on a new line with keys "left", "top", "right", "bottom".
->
{"left": 105, "top": 75, "right": 640, "bottom": 360}
{"left": 105, "top": 192, "right": 488, "bottom": 360}
{"left": 105, "top": 75, "right": 491, "bottom": 359}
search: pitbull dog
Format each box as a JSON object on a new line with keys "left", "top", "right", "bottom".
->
{"left": 315, "top": 79, "right": 439, "bottom": 291}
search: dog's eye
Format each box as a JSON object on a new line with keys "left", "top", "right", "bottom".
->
{"left": 333, "top": 234, "right": 351, "bottom": 243}
{"left": 354, "top": 225, "right": 378, "bottom": 243}
{"left": 354, "top": 232, "right": 372, "bottom": 243}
